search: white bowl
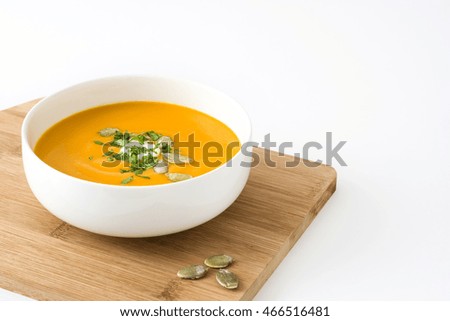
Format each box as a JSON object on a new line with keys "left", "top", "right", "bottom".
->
{"left": 21, "top": 76, "right": 252, "bottom": 237}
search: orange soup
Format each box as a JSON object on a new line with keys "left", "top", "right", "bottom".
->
{"left": 34, "top": 101, "right": 240, "bottom": 186}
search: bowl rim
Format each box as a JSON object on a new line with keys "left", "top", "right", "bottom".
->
{"left": 21, "top": 74, "right": 252, "bottom": 190}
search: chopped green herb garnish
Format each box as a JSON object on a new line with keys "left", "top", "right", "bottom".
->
{"left": 130, "top": 153, "right": 138, "bottom": 164}
{"left": 88, "top": 156, "right": 93, "bottom": 160}
{"left": 112, "top": 153, "right": 123, "bottom": 160}
{"left": 131, "top": 134, "right": 147, "bottom": 145}
{"left": 96, "top": 128, "right": 181, "bottom": 184}
{"left": 146, "top": 131, "right": 161, "bottom": 141}
{"left": 121, "top": 176, "right": 134, "bottom": 185}
{"left": 160, "top": 143, "right": 170, "bottom": 153}
{"left": 111, "top": 139, "right": 125, "bottom": 147}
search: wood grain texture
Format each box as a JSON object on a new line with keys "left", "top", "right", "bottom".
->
{"left": 0, "top": 99, "right": 336, "bottom": 301}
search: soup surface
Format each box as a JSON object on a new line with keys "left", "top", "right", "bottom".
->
{"left": 34, "top": 101, "right": 240, "bottom": 186}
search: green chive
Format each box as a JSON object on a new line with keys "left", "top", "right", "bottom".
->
{"left": 113, "top": 139, "right": 125, "bottom": 147}
{"left": 121, "top": 176, "right": 134, "bottom": 184}
{"left": 146, "top": 131, "right": 161, "bottom": 141}
{"left": 131, "top": 134, "right": 146, "bottom": 145}
{"left": 94, "top": 140, "right": 104, "bottom": 145}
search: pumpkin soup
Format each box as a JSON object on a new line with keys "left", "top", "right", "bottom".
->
{"left": 34, "top": 101, "right": 240, "bottom": 186}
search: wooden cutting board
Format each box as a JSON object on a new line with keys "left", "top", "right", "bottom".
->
{"left": 0, "top": 99, "right": 336, "bottom": 300}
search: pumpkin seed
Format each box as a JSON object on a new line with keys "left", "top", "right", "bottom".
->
{"left": 153, "top": 161, "right": 168, "bottom": 174}
{"left": 204, "top": 254, "right": 233, "bottom": 269}
{"left": 163, "top": 152, "right": 192, "bottom": 164}
{"left": 98, "top": 127, "right": 119, "bottom": 137}
{"left": 216, "top": 269, "right": 239, "bottom": 289}
{"left": 166, "top": 172, "right": 192, "bottom": 182}
{"left": 177, "top": 264, "right": 208, "bottom": 279}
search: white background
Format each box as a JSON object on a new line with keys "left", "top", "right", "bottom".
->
{"left": 1, "top": 0, "right": 449, "bottom": 300}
